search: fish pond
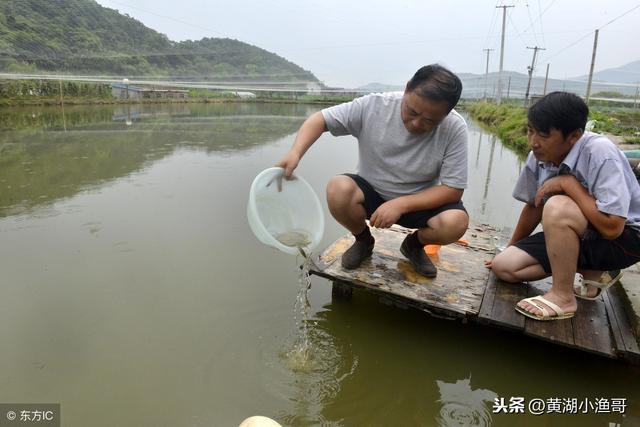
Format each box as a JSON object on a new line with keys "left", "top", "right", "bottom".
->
{"left": 0, "top": 102, "right": 637, "bottom": 426}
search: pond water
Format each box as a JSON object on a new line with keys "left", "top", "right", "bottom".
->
{"left": 0, "top": 103, "right": 637, "bottom": 427}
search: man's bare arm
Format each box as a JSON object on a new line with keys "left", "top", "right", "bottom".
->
{"left": 558, "top": 176, "right": 626, "bottom": 239}
{"left": 369, "top": 185, "right": 463, "bottom": 228}
{"left": 275, "top": 111, "right": 327, "bottom": 177}
{"left": 508, "top": 203, "right": 543, "bottom": 245}
{"left": 534, "top": 175, "right": 626, "bottom": 239}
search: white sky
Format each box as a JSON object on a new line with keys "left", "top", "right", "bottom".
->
{"left": 94, "top": 0, "right": 640, "bottom": 88}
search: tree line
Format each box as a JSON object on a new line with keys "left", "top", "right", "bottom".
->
{"left": 0, "top": 79, "right": 113, "bottom": 99}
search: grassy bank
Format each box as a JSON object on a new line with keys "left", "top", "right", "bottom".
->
{"left": 0, "top": 96, "right": 351, "bottom": 108}
{"left": 466, "top": 101, "right": 640, "bottom": 156}
{"left": 465, "top": 102, "right": 529, "bottom": 154}
{"left": 0, "top": 79, "right": 357, "bottom": 107}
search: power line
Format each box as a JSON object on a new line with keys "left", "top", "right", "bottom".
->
{"left": 536, "top": 0, "right": 547, "bottom": 46}
{"left": 507, "top": 11, "right": 529, "bottom": 49}
{"left": 483, "top": 4, "right": 500, "bottom": 51}
{"left": 547, "top": 3, "right": 640, "bottom": 61}
{"left": 100, "top": 0, "right": 229, "bottom": 37}
{"left": 525, "top": 2, "right": 539, "bottom": 46}
{"left": 598, "top": 3, "right": 640, "bottom": 30}
{"left": 521, "top": 0, "right": 557, "bottom": 34}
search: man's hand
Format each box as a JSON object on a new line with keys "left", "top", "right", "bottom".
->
{"left": 275, "top": 151, "right": 301, "bottom": 179}
{"left": 534, "top": 175, "right": 572, "bottom": 207}
{"left": 370, "top": 199, "right": 405, "bottom": 228}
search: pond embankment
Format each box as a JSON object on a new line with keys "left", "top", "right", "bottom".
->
{"left": 464, "top": 101, "right": 640, "bottom": 156}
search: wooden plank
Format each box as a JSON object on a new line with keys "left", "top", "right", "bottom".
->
{"left": 478, "top": 272, "right": 527, "bottom": 330}
{"left": 477, "top": 272, "right": 498, "bottom": 323}
{"left": 491, "top": 280, "right": 528, "bottom": 330}
{"left": 603, "top": 286, "right": 640, "bottom": 364}
{"left": 572, "top": 297, "right": 616, "bottom": 358}
{"left": 477, "top": 228, "right": 527, "bottom": 330}
{"left": 330, "top": 273, "right": 462, "bottom": 320}
{"left": 603, "top": 290, "right": 627, "bottom": 358}
{"left": 524, "top": 279, "right": 574, "bottom": 346}
{"left": 310, "top": 224, "right": 493, "bottom": 318}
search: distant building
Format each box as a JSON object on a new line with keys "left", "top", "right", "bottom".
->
{"left": 232, "top": 91, "right": 257, "bottom": 99}
{"left": 111, "top": 84, "right": 189, "bottom": 100}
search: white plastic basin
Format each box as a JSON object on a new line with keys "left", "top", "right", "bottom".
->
{"left": 247, "top": 167, "right": 325, "bottom": 255}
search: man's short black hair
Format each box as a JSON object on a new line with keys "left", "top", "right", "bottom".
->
{"left": 406, "top": 64, "right": 462, "bottom": 112}
{"left": 528, "top": 91, "right": 589, "bottom": 137}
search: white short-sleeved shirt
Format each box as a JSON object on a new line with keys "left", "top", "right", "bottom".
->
{"left": 512, "top": 131, "right": 640, "bottom": 230}
{"left": 321, "top": 92, "right": 468, "bottom": 200}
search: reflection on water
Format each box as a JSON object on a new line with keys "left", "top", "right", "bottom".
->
{"left": 464, "top": 116, "right": 525, "bottom": 227}
{"left": 436, "top": 378, "right": 498, "bottom": 427}
{"left": 0, "top": 103, "right": 312, "bottom": 218}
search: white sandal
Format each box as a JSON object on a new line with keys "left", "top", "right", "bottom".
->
{"left": 573, "top": 271, "right": 623, "bottom": 300}
{"left": 515, "top": 295, "right": 575, "bottom": 321}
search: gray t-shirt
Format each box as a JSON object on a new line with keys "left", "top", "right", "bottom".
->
{"left": 321, "top": 92, "right": 468, "bottom": 200}
{"left": 512, "top": 131, "right": 640, "bottom": 230}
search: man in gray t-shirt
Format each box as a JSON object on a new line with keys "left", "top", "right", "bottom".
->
{"left": 276, "top": 64, "right": 469, "bottom": 277}
{"left": 490, "top": 92, "right": 640, "bottom": 321}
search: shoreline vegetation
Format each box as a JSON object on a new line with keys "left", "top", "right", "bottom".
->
{"left": 464, "top": 100, "right": 640, "bottom": 156}
{"left": 0, "top": 79, "right": 355, "bottom": 107}
{"left": 0, "top": 96, "right": 350, "bottom": 107}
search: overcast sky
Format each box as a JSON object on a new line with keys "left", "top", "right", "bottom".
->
{"left": 94, "top": 0, "right": 640, "bottom": 88}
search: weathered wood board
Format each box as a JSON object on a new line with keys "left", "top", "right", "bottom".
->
{"left": 310, "top": 223, "right": 497, "bottom": 318}
{"left": 309, "top": 222, "right": 640, "bottom": 364}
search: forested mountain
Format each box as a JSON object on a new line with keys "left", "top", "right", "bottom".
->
{"left": 0, "top": 0, "right": 318, "bottom": 82}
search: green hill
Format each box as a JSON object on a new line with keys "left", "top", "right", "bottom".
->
{"left": 0, "top": 0, "right": 318, "bottom": 82}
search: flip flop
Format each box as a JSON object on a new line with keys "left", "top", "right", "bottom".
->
{"left": 515, "top": 295, "right": 575, "bottom": 321}
{"left": 573, "top": 271, "right": 623, "bottom": 301}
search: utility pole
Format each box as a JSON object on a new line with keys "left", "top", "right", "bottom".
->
{"left": 483, "top": 48, "right": 494, "bottom": 101}
{"left": 496, "top": 5, "right": 514, "bottom": 105}
{"left": 543, "top": 63, "right": 550, "bottom": 95}
{"left": 585, "top": 29, "right": 599, "bottom": 104}
{"left": 506, "top": 76, "right": 511, "bottom": 99}
{"left": 634, "top": 85, "right": 639, "bottom": 109}
{"left": 524, "top": 46, "right": 545, "bottom": 107}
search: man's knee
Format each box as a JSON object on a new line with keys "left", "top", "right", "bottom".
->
{"left": 326, "top": 176, "right": 361, "bottom": 210}
{"left": 427, "top": 209, "right": 469, "bottom": 241}
{"left": 542, "top": 195, "right": 583, "bottom": 225}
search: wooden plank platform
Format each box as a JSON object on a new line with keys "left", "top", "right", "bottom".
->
{"left": 309, "top": 224, "right": 640, "bottom": 364}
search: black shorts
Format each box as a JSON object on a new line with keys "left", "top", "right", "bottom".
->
{"left": 343, "top": 173, "right": 467, "bottom": 229}
{"left": 514, "top": 226, "right": 640, "bottom": 273}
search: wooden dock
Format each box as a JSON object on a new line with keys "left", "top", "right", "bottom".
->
{"left": 309, "top": 223, "right": 640, "bottom": 364}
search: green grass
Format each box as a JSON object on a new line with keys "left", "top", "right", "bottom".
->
{"left": 465, "top": 102, "right": 529, "bottom": 154}
{"left": 465, "top": 102, "right": 640, "bottom": 157}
